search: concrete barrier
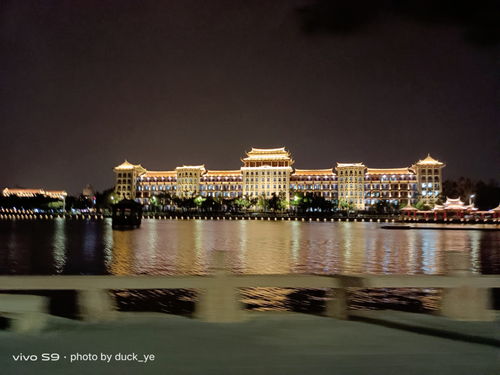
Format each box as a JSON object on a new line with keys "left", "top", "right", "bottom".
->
{"left": 195, "top": 252, "right": 244, "bottom": 322}
{"left": 440, "top": 251, "right": 495, "bottom": 321}
{"left": 0, "top": 294, "right": 49, "bottom": 333}
{"left": 0, "top": 252, "right": 497, "bottom": 323}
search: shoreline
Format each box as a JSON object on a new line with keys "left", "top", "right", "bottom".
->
{"left": 0, "top": 212, "right": 499, "bottom": 226}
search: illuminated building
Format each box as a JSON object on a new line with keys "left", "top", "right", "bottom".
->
{"left": 2, "top": 188, "right": 67, "bottom": 200}
{"left": 411, "top": 154, "right": 446, "bottom": 205}
{"left": 242, "top": 147, "right": 293, "bottom": 201}
{"left": 113, "top": 160, "right": 146, "bottom": 200}
{"left": 113, "top": 148, "right": 445, "bottom": 209}
{"left": 176, "top": 165, "right": 206, "bottom": 198}
{"left": 336, "top": 163, "right": 366, "bottom": 210}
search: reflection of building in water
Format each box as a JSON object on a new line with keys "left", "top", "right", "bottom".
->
{"left": 112, "top": 147, "right": 446, "bottom": 209}
{"left": 132, "top": 219, "right": 159, "bottom": 274}
{"left": 468, "top": 231, "right": 481, "bottom": 274}
{"left": 102, "top": 221, "right": 113, "bottom": 270}
{"left": 243, "top": 222, "right": 294, "bottom": 274}
{"left": 365, "top": 230, "right": 386, "bottom": 274}
{"left": 175, "top": 222, "right": 205, "bottom": 275}
{"left": 479, "top": 232, "right": 500, "bottom": 275}
{"left": 109, "top": 230, "right": 134, "bottom": 275}
{"left": 339, "top": 223, "right": 366, "bottom": 273}
{"left": 421, "top": 231, "right": 439, "bottom": 274}
{"left": 438, "top": 231, "right": 473, "bottom": 274}
{"left": 289, "top": 221, "right": 302, "bottom": 271}
{"left": 52, "top": 218, "right": 67, "bottom": 273}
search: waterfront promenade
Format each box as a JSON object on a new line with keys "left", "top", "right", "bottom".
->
{"left": 0, "top": 311, "right": 498, "bottom": 375}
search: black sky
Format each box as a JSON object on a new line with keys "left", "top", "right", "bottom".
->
{"left": 1, "top": 0, "right": 499, "bottom": 194}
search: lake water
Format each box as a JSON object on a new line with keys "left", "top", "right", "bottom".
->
{"left": 1, "top": 219, "right": 499, "bottom": 315}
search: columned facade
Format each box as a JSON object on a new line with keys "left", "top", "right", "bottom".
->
{"left": 336, "top": 163, "right": 366, "bottom": 210}
{"left": 241, "top": 147, "right": 293, "bottom": 202}
{"left": 113, "top": 148, "right": 445, "bottom": 209}
{"left": 113, "top": 160, "right": 146, "bottom": 200}
{"left": 411, "top": 155, "right": 445, "bottom": 205}
{"left": 176, "top": 166, "right": 205, "bottom": 198}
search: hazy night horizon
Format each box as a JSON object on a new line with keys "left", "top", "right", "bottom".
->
{"left": 1, "top": 1, "right": 499, "bottom": 194}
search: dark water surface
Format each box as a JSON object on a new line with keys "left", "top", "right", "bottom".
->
{"left": 1, "top": 219, "right": 499, "bottom": 315}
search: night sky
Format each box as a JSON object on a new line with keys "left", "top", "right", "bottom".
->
{"left": 1, "top": 1, "right": 499, "bottom": 194}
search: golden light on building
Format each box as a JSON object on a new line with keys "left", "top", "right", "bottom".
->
{"left": 2, "top": 188, "right": 67, "bottom": 200}
{"left": 241, "top": 147, "right": 294, "bottom": 202}
{"left": 113, "top": 160, "right": 146, "bottom": 200}
{"left": 336, "top": 163, "right": 366, "bottom": 210}
{"left": 411, "top": 154, "right": 446, "bottom": 205}
{"left": 112, "top": 148, "right": 445, "bottom": 208}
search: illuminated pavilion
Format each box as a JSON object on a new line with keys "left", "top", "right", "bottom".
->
{"left": 113, "top": 147, "right": 446, "bottom": 210}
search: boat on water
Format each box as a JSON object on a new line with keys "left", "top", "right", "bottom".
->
{"left": 111, "top": 199, "right": 142, "bottom": 229}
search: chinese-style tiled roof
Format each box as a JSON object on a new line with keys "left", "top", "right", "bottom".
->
{"left": 114, "top": 160, "right": 143, "bottom": 170}
{"left": 336, "top": 163, "right": 365, "bottom": 168}
{"left": 143, "top": 171, "right": 176, "bottom": 178}
{"left": 293, "top": 169, "right": 334, "bottom": 176}
{"left": 367, "top": 168, "right": 414, "bottom": 175}
{"left": 206, "top": 170, "right": 241, "bottom": 176}
{"left": 415, "top": 154, "right": 444, "bottom": 165}
{"left": 175, "top": 165, "right": 206, "bottom": 170}
{"left": 243, "top": 147, "right": 292, "bottom": 161}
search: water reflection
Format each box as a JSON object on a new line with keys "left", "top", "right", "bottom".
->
{"left": 0, "top": 219, "right": 498, "bottom": 312}
{"left": 1, "top": 219, "right": 498, "bottom": 277}
{"left": 53, "top": 218, "right": 66, "bottom": 273}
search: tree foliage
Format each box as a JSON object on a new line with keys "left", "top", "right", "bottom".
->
{"left": 442, "top": 177, "right": 500, "bottom": 210}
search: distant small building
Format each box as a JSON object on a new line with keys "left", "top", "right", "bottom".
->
{"left": 2, "top": 188, "right": 67, "bottom": 200}
{"left": 82, "top": 184, "right": 96, "bottom": 198}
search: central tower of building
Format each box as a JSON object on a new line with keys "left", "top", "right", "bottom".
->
{"left": 336, "top": 163, "right": 366, "bottom": 210}
{"left": 241, "top": 147, "right": 294, "bottom": 201}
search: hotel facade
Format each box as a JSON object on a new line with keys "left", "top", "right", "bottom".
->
{"left": 113, "top": 147, "right": 445, "bottom": 210}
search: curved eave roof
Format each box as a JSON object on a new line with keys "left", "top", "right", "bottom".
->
{"left": 415, "top": 154, "right": 444, "bottom": 166}
{"left": 205, "top": 170, "right": 241, "bottom": 176}
{"left": 144, "top": 171, "right": 176, "bottom": 177}
{"left": 175, "top": 165, "right": 206, "bottom": 170}
{"left": 248, "top": 147, "right": 287, "bottom": 153}
{"left": 293, "top": 169, "right": 334, "bottom": 176}
{"left": 114, "top": 160, "right": 144, "bottom": 170}
{"left": 243, "top": 147, "right": 292, "bottom": 161}
{"left": 242, "top": 155, "right": 292, "bottom": 161}
{"left": 336, "top": 163, "right": 365, "bottom": 168}
{"left": 367, "top": 168, "right": 413, "bottom": 175}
